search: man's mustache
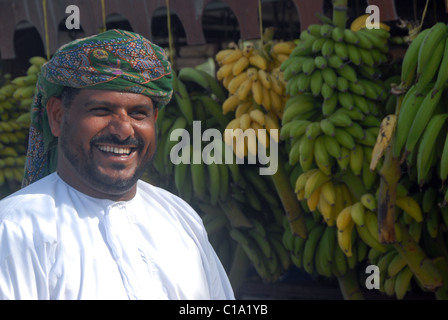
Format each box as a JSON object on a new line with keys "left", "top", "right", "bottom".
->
{"left": 91, "top": 135, "right": 145, "bottom": 148}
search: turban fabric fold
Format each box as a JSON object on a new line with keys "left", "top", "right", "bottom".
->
{"left": 22, "top": 29, "right": 173, "bottom": 187}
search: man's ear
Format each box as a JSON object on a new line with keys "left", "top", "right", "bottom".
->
{"left": 46, "top": 97, "right": 64, "bottom": 137}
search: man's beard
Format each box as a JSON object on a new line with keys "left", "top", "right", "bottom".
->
{"left": 58, "top": 125, "right": 154, "bottom": 196}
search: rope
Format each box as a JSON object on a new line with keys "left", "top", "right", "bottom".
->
{"left": 166, "top": 0, "right": 174, "bottom": 67}
{"left": 258, "top": 0, "right": 263, "bottom": 46}
{"left": 42, "top": 0, "right": 50, "bottom": 59}
{"left": 101, "top": 0, "right": 106, "bottom": 32}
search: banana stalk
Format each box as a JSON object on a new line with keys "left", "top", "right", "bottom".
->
{"left": 337, "top": 269, "right": 365, "bottom": 300}
{"left": 393, "top": 223, "right": 443, "bottom": 292}
{"left": 271, "top": 159, "right": 308, "bottom": 239}
{"left": 332, "top": 0, "right": 348, "bottom": 29}
{"left": 377, "top": 146, "right": 401, "bottom": 243}
{"left": 219, "top": 198, "right": 253, "bottom": 228}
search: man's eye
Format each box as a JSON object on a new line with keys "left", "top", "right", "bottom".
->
{"left": 91, "top": 108, "right": 109, "bottom": 115}
{"left": 130, "top": 111, "right": 149, "bottom": 119}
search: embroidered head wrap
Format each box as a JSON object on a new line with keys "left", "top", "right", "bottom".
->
{"left": 22, "top": 29, "right": 173, "bottom": 186}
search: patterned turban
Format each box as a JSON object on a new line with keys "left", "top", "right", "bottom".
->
{"left": 22, "top": 29, "right": 173, "bottom": 187}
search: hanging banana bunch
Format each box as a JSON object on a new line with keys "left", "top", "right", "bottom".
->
{"left": 0, "top": 56, "right": 46, "bottom": 194}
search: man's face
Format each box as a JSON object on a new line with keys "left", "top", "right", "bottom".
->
{"left": 49, "top": 89, "right": 158, "bottom": 200}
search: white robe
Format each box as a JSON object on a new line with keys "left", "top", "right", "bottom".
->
{"left": 0, "top": 172, "right": 235, "bottom": 300}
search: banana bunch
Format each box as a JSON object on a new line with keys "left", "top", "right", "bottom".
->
{"left": 230, "top": 217, "right": 291, "bottom": 283}
{"left": 0, "top": 56, "right": 45, "bottom": 193}
{"left": 279, "top": 22, "right": 390, "bottom": 190}
{"left": 393, "top": 23, "right": 448, "bottom": 190}
{"left": 281, "top": 93, "right": 380, "bottom": 186}
{"left": 216, "top": 41, "right": 295, "bottom": 158}
{"left": 370, "top": 246, "right": 416, "bottom": 300}
{"left": 282, "top": 214, "right": 368, "bottom": 279}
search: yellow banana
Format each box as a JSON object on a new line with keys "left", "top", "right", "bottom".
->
{"left": 251, "top": 80, "right": 263, "bottom": 105}
{"left": 232, "top": 56, "right": 250, "bottom": 76}
{"left": 336, "top": 205, "right": 353, "bottom": 231}
{"left": 249, "top": 53, "right": 268, "bottom": 70}
{"left": 222, "top": 95, "right": 241, "bottom": 115}
{"left": 395, "top": 196, "right": 423, "bottom": 222}
{"left": 228, "top": 71, "right": 249, "bottom": 94}
{"left": 249, "top": 109, "right": 265, "bottom": 127}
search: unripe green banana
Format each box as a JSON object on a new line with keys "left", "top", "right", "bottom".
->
{"left": 322, "top": 92, "right": 339, "bottom": 116}
{"left": 328, "top": 110, "right": 353, "bottom": 127}
{"left": 349, "top": 143, "right": 364, "bottom": 176}
{"left": 335, "top": 128, "right": 356, "bottom": 150}
{"left": 338, "top": 91, "right": 355, "bottom": 110}
{"left": 302, "top": 57, "right": 316, "bottom": 75}
{"left": 320, "top": 24, "right": 334, "bottom": 38}
{"left": 399, "top": 28, "right": 431, "bottom": 87}
{"left": 416, "top": 23, "right": 448, "bottom": 87}
{"left": 321, "top": 67, "right": 338, "bottom": 88}
{"left": 321, "top": 38, "right": 335, "bottom": 58}
{"left": 336, "top": 64, "right": 358, "bottom": 83}
{"left": 327, "top": 55, "right": 345, "bottom": 69}
{"left": 314, "top": 135, "right": 331, "bottom": 175}
{"left": 413, "top": 37, "right": 446, "bottom": 95}
{"left": 320, "top": 118, "right": 336, "bottom": 136}
{"left": 416, "top": 113, "right": 448, "bottom": 185}
{"left": 332, "top": 27, "right": 345, "bottom": 42}
{"left": 394, "top": 266, "right": 414, "bottom": 300}
{"left": 311, "top": 37, "right": 327, "bottom": 54}
{"left": 314, "top": 55, "right": 327, "bottom": 69}
{"left": 310, "top": 69, "right": 323, "bottom": 97}
{"left": 405, "top": 89, "right": 443, "bottom": 154}
{"left": 305, "top": 121, "right": 322, "bottom": 140}
{"left": 302, "top": 224, "right": 325, "bottom": 274}
{"left": 336, "top": 76, "right": 349, "bottom": 92}
{"left": 323, "top": 134, "right": 342, "bottom": 160}
{"left": 347, "top": 44, "right": 362, "bottom": 66}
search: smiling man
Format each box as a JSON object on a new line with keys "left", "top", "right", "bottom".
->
{"left": 0, "top": 29, "right": 234, "bottom": 300}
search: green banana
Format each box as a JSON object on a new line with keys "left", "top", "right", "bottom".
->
{"left": 347, "top": 43, "right": 362, "bottom": 66}
{"left": 343, "top": 28, "right": 360, "bottom": 44}
{"left": 323, "top": 134, "right": 342, "bottom": 160}
{"left": 172, "top": 72, "right": 194, "bottom": 125}
{"left": 394, "top": 266, "right": 414, "bottom": 300}
{"left": 413, "top": 37, "right": 446, "bottom": 95}
{"left": 416, "top": 113, "right": 448, "bottom": 184}
{"left": 196, "top": 69, "right": 227, "bottom": 102}
{"left": 393, "top": 85, "right": 426, "bottom": 157}
{"left": 310, "top": 69, "right": 323, "bottom": 97}
{"left": 329, "top": 113, "right": 352, "bottom": 130}
{"left": 405, "top": 89, "right": 443, "bottom": 154}
{"left": 332, "top": 27, "right": 345, "bottom": 42}
{"left": 399, "top": 28, "right": 431, "bottom": 88}
{"left": 387, "top": 251, "right": 407, "bottom": 278}
{"left": 190, "top": 146, "right": 207, "bottom": 201}
{"left": 426, "top": 208, "right": 440, "bottom": 238}
{"left": 321, "top": 67, "right": 338, "bottom": 88}
{"left": 334, "top": 41, "right": 349, "bottom": 60}
{"left": 439, "top": 130, "right": 448, "bottom": 183}
{"left": 336, "top": 64, "right": 358, "bottom": 83}
{"left": 321, "top": 38, "right": 335, "bottom": 58}
{"left": 355, "top": 224, "right": 387, "bottom": 253}
{"left": 319, "top": 118, "right": 336, "bottom": 137}
{"left": 302, "top": 224, "right": 325, "bottom": 274}
{"left": 416, "top": 23, "right": 448, "bottom": 85}
{"left": 322, "top": 91, "right": 339, "bottom": 116}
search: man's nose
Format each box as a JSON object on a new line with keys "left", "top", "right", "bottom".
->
{"left": 107, "top": 113, "right": 135, "bottom": 141}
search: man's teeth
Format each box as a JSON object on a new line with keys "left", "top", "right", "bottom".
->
{"left": 97, "top": 145, "right": 131, "bottom": 155}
